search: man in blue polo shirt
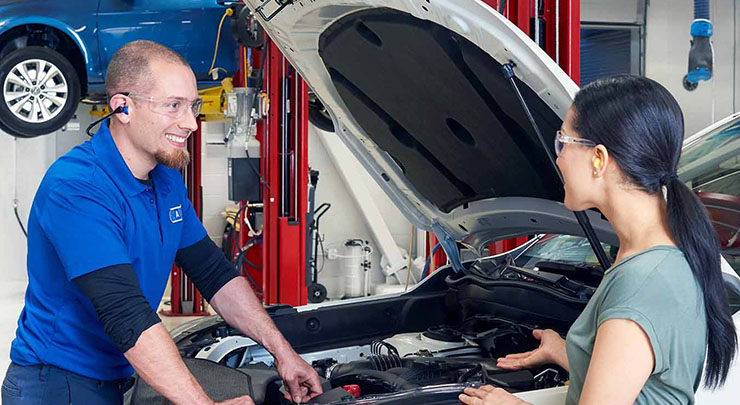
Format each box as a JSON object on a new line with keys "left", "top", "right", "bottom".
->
{"left": 2, "top": 40, "right": 321, "bottom": 405}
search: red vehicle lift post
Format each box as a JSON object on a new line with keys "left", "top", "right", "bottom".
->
{"left": 161, "top": 120, "right": 210, "bottom": 316}
{"left": 235, "top": 40, "right": 309, "bottom": 306}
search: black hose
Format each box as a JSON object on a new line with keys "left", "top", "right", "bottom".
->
{"left": 385, "top": 367, "right": 412, "bottom": 376}
{"left": 330, "top": 371, "right": 420, "bottom": 392}
{"left": 234, "top": 237, "right": 264, "bottom": 294}
{"left": 457, "top": 364, "right": 483, "bottom": 383}
{"left": 236, "top": 253, "right": 263, "bottom": 295}
{"left": 14, "top": 203, "right": 27, "bottom": 237}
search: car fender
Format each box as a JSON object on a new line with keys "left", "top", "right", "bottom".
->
{"left": 0, "top": 15, "right": 96, "bottom": 80}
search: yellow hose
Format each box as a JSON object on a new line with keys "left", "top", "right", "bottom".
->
{"left": 209, "top": 8, "right": 234, "bottom": 78}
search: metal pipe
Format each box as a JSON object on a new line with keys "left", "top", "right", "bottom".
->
{"left": 534, "top": 0, "right": 540, "bottom": 46}
{"left": 555, "top": 0, "right": 560, "bottom": 64}
{"left": 501, "top": 62, "right": 611, "bottom": 271}
{"left": 293, "top": 74, "right": 299, "bottom": 220}
{"left": 281, "top": 64, "right": 289, "bottom": 217}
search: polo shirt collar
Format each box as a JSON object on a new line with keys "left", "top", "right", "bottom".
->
{"left": 91, "top": 121, "right": 172, "bottom": 197}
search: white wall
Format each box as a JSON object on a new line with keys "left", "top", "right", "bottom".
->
{"left": 0, "top": 105, "right": 91, "bottom": 283}
{"left": 582, "top": 0, "right": 739, "bottom": 136}
{"left": 307, "top": 125, "right": 414, "bottom": 299}
{"left": 200, "top": 121, "right": 231, "bottom": 247}
{"left": 582, "top": 0, "right": 645, "bottom": 24}
{"left": 645, "top": 0, "right": 738, "bottom": 136}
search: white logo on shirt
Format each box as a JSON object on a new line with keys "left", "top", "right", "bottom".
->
{"left": 169, "top": 205, "right": 183, "bottom": 223}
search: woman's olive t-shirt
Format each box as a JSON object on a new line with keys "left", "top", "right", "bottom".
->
{"left": 565, "top": 246, "right": 706, "bottom": 404}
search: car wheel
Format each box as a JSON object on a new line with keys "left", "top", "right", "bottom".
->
{"left": 0, "top": 46, "right": 81, "bottom": 138}
{"left": 308, "top": 92, "right": 335, "bottom": 132}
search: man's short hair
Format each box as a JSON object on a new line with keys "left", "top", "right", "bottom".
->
{"left": 105, "top": 40, "right": 189, "bottom": 97}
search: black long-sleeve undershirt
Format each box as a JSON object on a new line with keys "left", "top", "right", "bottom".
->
{"left": 73, "top": 236, "right": 240, "bottom": 353}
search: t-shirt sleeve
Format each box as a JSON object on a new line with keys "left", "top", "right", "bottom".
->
{"left": 38, "top": 181, "right": 130, "bottom": 280}
{"left": 178, "top": 194, "right": 208, "bottom": 250}
{"left": 595, "top": 263, "right": 672, "bottom": 374}
{"left": 597, "top": 305, "right": 665, "bottom": 373}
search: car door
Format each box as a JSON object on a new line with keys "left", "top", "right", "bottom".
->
{"left": 97, "top": 0, "right": 235, "bottom": 82}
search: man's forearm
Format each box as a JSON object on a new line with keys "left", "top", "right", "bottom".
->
{"left": 210, "top": 277, "right": 293, "bottom": 358}
{"left": 125, "top": 323, "right": 214, "bottom": 405}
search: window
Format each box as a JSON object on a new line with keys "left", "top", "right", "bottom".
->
{"left": 515, "top": 234, "right": 618, "bottom": 269}
{"left": 679, "top": 117, "right": 740, "bottom": 276}
{"left": 580, "top": 25, "right": 642, "bottom": 86}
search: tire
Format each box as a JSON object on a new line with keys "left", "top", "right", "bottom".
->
{"left": 308, "top": 93, "right": 335, "bottom": 132}
{"left": 0, "top": 46, "right": 81, "bottom": 138}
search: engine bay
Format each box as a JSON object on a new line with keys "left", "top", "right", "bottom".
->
{"left": 129, "top": 259, "right": 597, "bottom": 404}
{"left": 302, "top": 317, "right": 568, "bottom": 404}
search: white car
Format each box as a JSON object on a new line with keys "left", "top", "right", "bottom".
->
{"left": 126, "top": 1, "right": 740, "bottom": 403}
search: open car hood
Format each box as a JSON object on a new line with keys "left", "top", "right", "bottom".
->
{"left": 244, "top": 0, "right": 617, "bottom": 250}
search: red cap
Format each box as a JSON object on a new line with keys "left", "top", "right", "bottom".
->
{"left": 342, "top": 384, "right": 361, "bottom": 398}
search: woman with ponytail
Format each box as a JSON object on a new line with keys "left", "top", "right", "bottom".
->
{"left": 460, "top": 75, "right": 737, "bottom": 405}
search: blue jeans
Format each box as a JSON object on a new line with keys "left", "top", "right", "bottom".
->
{"left": 1, "top": 362, "right": 131, "bottom": 404}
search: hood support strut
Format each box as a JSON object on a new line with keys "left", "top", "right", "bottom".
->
{"left": 501, "top": 62, "right": 611, "bottom": 271}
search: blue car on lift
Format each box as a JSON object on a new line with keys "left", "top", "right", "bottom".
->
{"left": 0, "top": 0, "right": 243, "bottom": 138}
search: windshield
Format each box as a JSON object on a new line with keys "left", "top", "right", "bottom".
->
{"left": 515, "top": 234, "right": 618, "bottom": 269}
{"left": 679, "top": 115, "right": 740, "bottom": 276}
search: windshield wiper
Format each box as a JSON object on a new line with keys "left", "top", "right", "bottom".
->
{"left": 501, "top": 62, "right": 611, "bottom": 272}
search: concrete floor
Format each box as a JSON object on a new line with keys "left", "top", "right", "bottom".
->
{"left": 0, "top": 281, "right": 214, "bottom": 382}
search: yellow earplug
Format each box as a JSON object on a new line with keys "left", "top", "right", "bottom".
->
{"left": 593, "top": 157, "right": 602, "bottom": 168}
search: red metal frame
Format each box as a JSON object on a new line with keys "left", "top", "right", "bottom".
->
{"left": 264, "top": 41, "right": 281, "bottom": 304}
{"left": 248, "top": 41, "right": 310, "bottom": 306}
{"left": 236, "top": 46, "right": 265, "bottom": 297}
{"left": 425, "top": 233, "right": 447, "bottom": 273}
{"left": 161, "top": 120, "right": 209, "bottom": 316}
{"left": 495, "top": 0, "right": 580, "bottom": 80}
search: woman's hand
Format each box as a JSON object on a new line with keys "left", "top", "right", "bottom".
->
{"left": 458, "top": 385, "right": 530, "bottom": 405}
{"left": 496, "top": 329, "right": 568, "bottom": 371}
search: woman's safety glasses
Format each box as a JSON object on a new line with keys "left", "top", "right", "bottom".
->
{"left": 554, "top": 130, "right": 596, "bottom": 156}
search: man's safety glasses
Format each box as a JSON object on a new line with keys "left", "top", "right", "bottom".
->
{"left": 554, "top": 130, "right": 596, "bottom": 156}
{"left": 119, "top": 92, "right": 203, "bottom": 119}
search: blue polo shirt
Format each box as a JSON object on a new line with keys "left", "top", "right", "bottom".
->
{"left": 10, "top": 121, "right": 207, "bottom": 380}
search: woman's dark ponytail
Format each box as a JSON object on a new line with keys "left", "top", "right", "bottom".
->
{"left": 573, "top": 75, "right": 737, "bottom": 388}
{"left": 664, "top": 176, "right": 737, "bottom": 388}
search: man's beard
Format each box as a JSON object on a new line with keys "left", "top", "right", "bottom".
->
{"left": 155, "top": 149, "right": 190, "bottom": 169}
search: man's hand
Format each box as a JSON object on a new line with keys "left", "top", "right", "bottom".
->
{"left": 275, "top": 350, "right": 323, "bottom": 403}
{"left": 458, "top": 386, "right": 530, "bottom": 405}
{"left": 210, "top": 278, "right": 324, "bottom": 403}
{"left": 216, "top": 396, "right": 255, "bottom": 405}
{"left": 496, "top": 329, "right": 568, "bottom": 371}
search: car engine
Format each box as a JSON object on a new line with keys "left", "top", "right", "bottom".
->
{"left": 128, "top": 260, "right": 594, "bottom": 404}
{"left": 302, "top": 316, "right": 568, "bottom": 404}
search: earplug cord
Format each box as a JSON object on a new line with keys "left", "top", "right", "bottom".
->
{"left": 86, "top": 105, "right": 126, "bottom": 137}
